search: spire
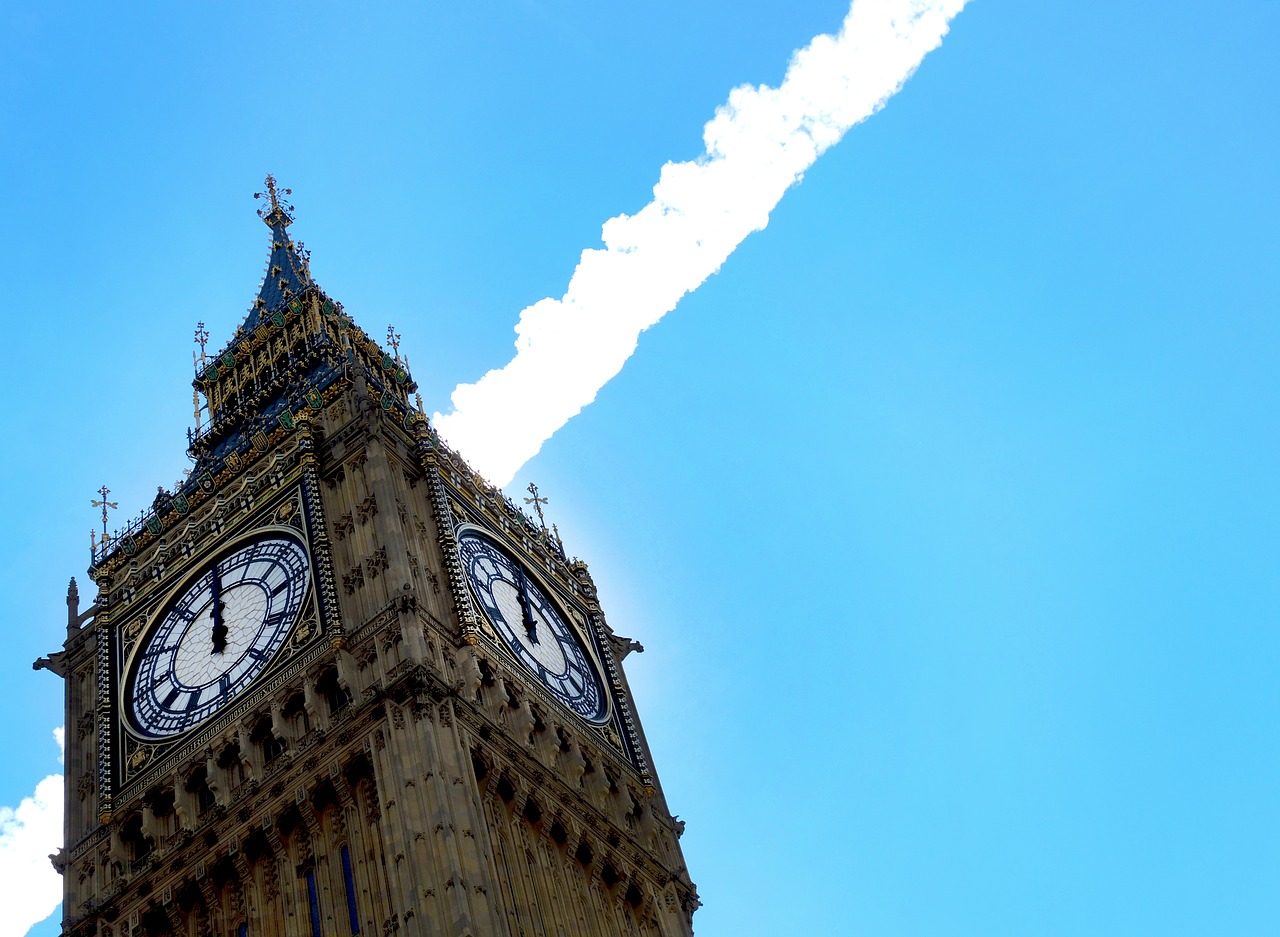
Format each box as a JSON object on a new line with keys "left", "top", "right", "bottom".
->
{"left": 245, "top": 175, "right": 315, "bottom": 330}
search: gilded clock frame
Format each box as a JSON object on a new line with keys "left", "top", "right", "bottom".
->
{"left": 104, "top": 475, "right": 341, "bottom": 802}
{"left": 117, "top": 524, "right": 315, "bottom": 744}
{"left": 455, "top": 522, "right": 613, "bottom": 727}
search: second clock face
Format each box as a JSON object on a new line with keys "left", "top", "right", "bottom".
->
{"left": 126, "top": 532, "right": 311, "bottom": 739}
{"left": 458, "top": 530, "right": 608, "bottom": 724}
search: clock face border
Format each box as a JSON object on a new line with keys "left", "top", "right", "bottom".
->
{"left": 456, "top": 525, "right": 612, "bottom": 726}
{"left": 98, "top": 470, "right": 347, "bottom": 815}
{"left": 117, "top": 524, "right": 317, "bottom": 744}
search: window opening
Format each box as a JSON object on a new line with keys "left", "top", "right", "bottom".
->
{"left": 306, "top": 869, "right": 323, "bottom": 937}
{"left": 341, "top": 845, "right": 360, "bottom": 934}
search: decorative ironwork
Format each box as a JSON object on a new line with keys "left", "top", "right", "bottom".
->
{"left": 194, "top": 321, "right": 209, "bottom": 364}
{"left": 254, "top": 174, "right": 293, "bottom": 220}
{"left": 524, "top": 483, "right": 548, "bottom": 531}
{"left": 91, "top": 486, "right": 118, "bottom": 536}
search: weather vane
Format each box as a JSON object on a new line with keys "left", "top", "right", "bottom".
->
{"left": 254, "top": 174, "right": 293, "bottom": 219}
{"left": 194, "top": 321, "right": 209, "bottom": 366}
{"left": 524, "top": 483, "right": 549, "bottom": 530}
{"left": 192, "top": 321, "right": 210, "bottom": 436}
{"left": 91, "top": 485, "right": 118, "bottom": 537}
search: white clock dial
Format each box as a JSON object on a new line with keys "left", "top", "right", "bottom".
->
{"left": 126, "top": 533, "right": 310, "bottom": 739}
{"left": 458, "top": 530, "right": 608, "bottom": 724}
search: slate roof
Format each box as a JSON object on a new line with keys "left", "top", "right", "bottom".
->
{"left": 243, "top": 205, "right": 315, "bottom": 331}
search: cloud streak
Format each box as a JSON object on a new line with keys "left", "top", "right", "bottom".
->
{"left": 435, "top": 0, "right": 969, "bottom": 485}
{"left": 2, "top": 729, "right": 63, "bottom": 937}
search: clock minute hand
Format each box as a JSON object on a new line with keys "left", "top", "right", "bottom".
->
{"left": 210, "top": 564, "right": 228, "bottom": 654}
{"left": 515, "top": 569, "right": 539, "bottom": 644}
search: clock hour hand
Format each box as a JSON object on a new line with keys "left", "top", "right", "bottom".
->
{"left": 515, "top": 569, "right": 539, "bottom": 644}
{"left": 210, "top": 564, "right": 228, "bottom": 654}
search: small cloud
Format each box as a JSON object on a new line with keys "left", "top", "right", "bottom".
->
{"left": 0, "top": 758, "right": 64, "bottom": 937}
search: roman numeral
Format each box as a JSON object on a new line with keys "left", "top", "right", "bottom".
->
{"left": 271, "top": 578, "right": 290, "bottom": 596}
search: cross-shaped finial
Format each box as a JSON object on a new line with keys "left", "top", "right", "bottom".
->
{"left": 194, "top": 321, "right": 209, "bottom": 363}
{"left": 387, "top": 325, "right": 402, "bottom": 361}
{"left": 254, "top": 174, "right": 293, "bottom": 220}
{"left": 524, "top": 482, "right": 549, "bottom": 530}
{"left": 91, "top": 485, "right": 118, "bottom": 536}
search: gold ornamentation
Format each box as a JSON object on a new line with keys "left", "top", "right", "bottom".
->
{"left": 523, "top": 483, "right": 548, "bottom": 530}
{"left": 254, "top": 174, "right": 293, "bottom": 221}
{"left": 294, "top": 617, "right": 317, "bottom": 644}
{"left": 275, "top": 499, "right": 299, "bottom": 525}
{"left": 91, "top": 486, "right": 118, "bottom": 538}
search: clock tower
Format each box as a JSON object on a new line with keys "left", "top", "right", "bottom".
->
{"left": 41, "top": 180, "right": 700, "bottom": 937}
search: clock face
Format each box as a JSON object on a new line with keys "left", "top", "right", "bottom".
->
{"left": 126, "top": 532, "right": 311, "bottom": 739}
{"left": 458, "top": 530, "right": 608, "bottom": 724}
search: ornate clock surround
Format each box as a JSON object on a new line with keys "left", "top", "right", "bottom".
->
{"left": 99, "top": 460, "right": 343, "bottom": 810}
{"left": 433, "top": 468, "right": 651, "bottom": 778}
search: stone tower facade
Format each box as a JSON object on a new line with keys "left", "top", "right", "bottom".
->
{"left": 41, "top": 181, "right": 699, "bottom": 937}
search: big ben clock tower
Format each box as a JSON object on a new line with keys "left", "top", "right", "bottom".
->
{"left": 40, "top": 179, "right": 700, "bottom": 937}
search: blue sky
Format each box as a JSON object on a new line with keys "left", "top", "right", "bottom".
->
{"left": 2, "top": 2, "right": 1278, "bottom": 934}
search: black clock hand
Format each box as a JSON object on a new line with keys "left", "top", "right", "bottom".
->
{"left": 515, "top": 568, "right": 539, "bottom": 644}
{"left": 210, "top": 564, "right": 228, "bottom": 654}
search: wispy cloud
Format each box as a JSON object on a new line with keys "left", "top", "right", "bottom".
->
{"left": 435, "top": 0, "right": 969, "bottom": 485}
{"left": 2, "top": 729, "right": 63, "bottom": 937}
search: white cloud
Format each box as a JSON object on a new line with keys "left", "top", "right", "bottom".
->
{"left": 1, "top": 729, "right": 64, "bottom": 937}
{"left": 434, "top": 0, "right": 970, "bottom": 485}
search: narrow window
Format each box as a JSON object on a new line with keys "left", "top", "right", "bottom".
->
{"left": 238, "top": 924, "right": 248, "bottom": 937}
{"left": 317, "top": 668, "right": 351, "bottom": 715}
{"left": 184, "top": 763, "right": 216, "bottom": 815}
{"left": 252, "top": 715, "right": 284, "bottom": 763}
{"left": 306, "top": 869, "right": 323, "bottom": 937}
{"left": 341, "top": 845, "right": 360, "bottom": 934}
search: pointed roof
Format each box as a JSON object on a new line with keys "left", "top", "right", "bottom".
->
{"left": 244, "top": 175, "right": 315, "bottom": 330}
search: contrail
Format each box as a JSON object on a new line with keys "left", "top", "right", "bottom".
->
{"left": 434, "top": 0, "right": 970, "bottom": 485}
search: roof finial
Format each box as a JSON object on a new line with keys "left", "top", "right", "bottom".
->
{"left": 192, "top": 322, "right": 210, "bottom": 437}
{"left": 91, "top": 485, "right": 118, "bottom": 537}
{"left": 194, "top": 321, "right": 209, "bottom": 366}
{"left": 254, "top": 174, "right": 294, "bottom": 225}
{"left": 524, "top": 482, "right": 549, "bottom": 532}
